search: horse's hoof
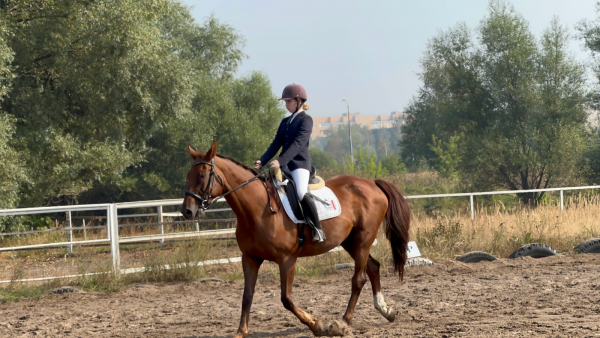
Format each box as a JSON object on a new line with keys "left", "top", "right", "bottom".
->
{"left": 233, "top": 330, "right": 247, "bottom": 338}
{"left": 311, "top": 319, "right": 325, "bottom": 336}
{"left": 319, "top": 320, "right": 349, "bottom": 337}
{"left": 385, "top": 307, "right": 397, "bottom": 322}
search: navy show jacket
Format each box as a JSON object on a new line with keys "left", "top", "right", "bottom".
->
{"left": 259, "top": 111, "right": 312, "bottom": 171}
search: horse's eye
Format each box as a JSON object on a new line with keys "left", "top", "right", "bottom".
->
{"left": 200, "top": 174, "right": 206, "bottom": 179}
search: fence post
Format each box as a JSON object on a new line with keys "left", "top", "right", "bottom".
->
{"left": 108, "top": 204, "right": 120, "bottom": 275}
{"left": 82, "top": 219, "right": 87, "bottom": 240}
{"left": 66, "top": 211, "right": 73, "bottom": 254}
{"left": 158, "top": 205, "right": 164, "bottom": 247}
{"left": 470, "top": 194, "right": 474, "bottom": 221}
{"left": 560, "top": 190, "right": 564, "bottom": 212}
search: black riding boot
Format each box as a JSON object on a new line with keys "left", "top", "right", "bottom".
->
{"left": 301, "top": 194, "right": 326, "bottom": 243}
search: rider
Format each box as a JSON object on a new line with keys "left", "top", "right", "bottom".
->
{"left": 254, "top": 84, "right": 326, "bottom": 243}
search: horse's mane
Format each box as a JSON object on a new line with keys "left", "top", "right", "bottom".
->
{"left": 217, "top": 154, "right": 266, "bottom": 181}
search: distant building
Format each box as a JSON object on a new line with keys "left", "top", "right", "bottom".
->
{"left": 311, "top": 111, "right": 403, "bottom": 139}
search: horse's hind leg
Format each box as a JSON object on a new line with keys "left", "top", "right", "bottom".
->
{"left": 340, "top": 240, "right": 370, "bottom": 325}
{"left": 366, "top": 255, "right": 396, "bottom": 322}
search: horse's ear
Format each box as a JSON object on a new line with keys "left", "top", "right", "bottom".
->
{"left": 188, "top": 143, "right": 200, "bottom": 160}
{"left": 206, "top": 140, "right": 218, "bottom": 160}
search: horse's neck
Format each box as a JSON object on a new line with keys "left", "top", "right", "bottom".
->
{"left": 216, "top": 158, "right": 266, "bottom": 219}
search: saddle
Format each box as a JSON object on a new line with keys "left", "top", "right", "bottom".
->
{"left": 270, "top": 166, "right": 326, "bottom": 220}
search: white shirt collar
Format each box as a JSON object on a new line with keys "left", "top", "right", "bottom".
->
{"left": 289, "top": 110, "right": 304, "bottom": 123}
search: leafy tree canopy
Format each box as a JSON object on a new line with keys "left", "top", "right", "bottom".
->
{"left": 0, "top": 0, "right": 284, "bottom": 206}
{"left": 401, "top": 0, "right": 590, "bottom": 204}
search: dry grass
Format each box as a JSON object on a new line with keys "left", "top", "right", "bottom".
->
{"left": 411, "top": 194, "right": 600, "bottom": 261}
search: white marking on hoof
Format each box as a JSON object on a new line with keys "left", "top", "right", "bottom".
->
{"left": 374, "top": 292, "right": 392, "bottom": 318}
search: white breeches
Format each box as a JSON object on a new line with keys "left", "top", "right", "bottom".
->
{"left": 285, "top": 166, "right": 310, "bottom": 201}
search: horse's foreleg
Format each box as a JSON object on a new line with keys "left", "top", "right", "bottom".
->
{"left": 235, "top": 254, "right": 263, "bottom": 338}
{"left": 278, "top": 257, "right": 325, "bottom": 335}
{"left": 366, "top": 255, "right": 395, "bottom": 322}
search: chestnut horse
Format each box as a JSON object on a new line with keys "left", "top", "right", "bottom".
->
{"left": 182, "top": 141, "right": 410, "bottom": 337}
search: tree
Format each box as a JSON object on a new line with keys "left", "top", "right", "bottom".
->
{"left": 1, "top": 0, "right": 197, "bottom": 204}
{"left": 380, "top": 155, "right": 407, "bottom": 175}
{"left": 402, "top": 0, "right": 589, "bottom": 205}
{"left": 102, "top": 71, "right": 283, "bottom": 202}
{"left": 0, "top": 16, "right": 25, "bottom": 210}
{"left": 578, "top": 2, "right": 600, "bottom": 109}
{"left": 578, "top": 2, "right": 600, "bottom": 183}
{"left": 429, "top": 134, "right": 461, "bottom": 181}
{"left": 0, "top": 0, "right": 282, "bottom": 206}
{"left": 309, "top": 147, "right": 337, "bottom": 170}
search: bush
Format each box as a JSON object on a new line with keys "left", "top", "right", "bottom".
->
{"left": 380, "top": 155, "right": 407, "bottom": 174}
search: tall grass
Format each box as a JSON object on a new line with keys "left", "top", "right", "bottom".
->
{"left": 128, "top": 237, "right": 210, "bottom": 283}
{"left": 411, "top": 194, "right": 600, "bottom": 261}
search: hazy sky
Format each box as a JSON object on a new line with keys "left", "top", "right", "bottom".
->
{"left": 181, "top": 0, "right": 598, "bottom": 118}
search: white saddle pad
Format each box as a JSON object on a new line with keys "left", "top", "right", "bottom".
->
{"left": 276, "top": 182, "right": 342, "bottom": 224}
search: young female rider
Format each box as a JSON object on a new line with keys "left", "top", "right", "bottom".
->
{"left": 254, "top": 84, "right": 326, "bottom": 243}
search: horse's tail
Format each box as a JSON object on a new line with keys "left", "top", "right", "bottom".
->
{"left": 374, "top": 179, "right": 410, "bottom": 281}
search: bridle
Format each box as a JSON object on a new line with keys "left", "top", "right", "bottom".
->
{"left": 185, "top": 159, "right": 224, "bottom": 210}
{"left": 184, "top": 158, "right": 280, "bottom": 213}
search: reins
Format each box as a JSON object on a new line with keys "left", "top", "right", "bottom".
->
{"left": 185, "top": 159, "right": 280, "bottom": 213}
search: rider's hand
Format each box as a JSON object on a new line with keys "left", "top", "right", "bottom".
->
{"left": 269, "top": 160, "right": 280, "bottom": 170}
{"left": 254, "top": 160, "right": 262, "bottom": 170}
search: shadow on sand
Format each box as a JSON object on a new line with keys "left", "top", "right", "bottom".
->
{"left": 188, "top": 328, "right": 309, "bottom": 338}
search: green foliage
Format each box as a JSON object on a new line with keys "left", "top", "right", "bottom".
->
{"left": 340, "top": 156, "right": 354, "bottom": 173}
{"left": 341, "top": 146, "right": 389, "bottom": 178}
{"left": 428, "top": 134, "right": 461, "bottom": 180}
{"left": 309, "top": 147, "right": 337, "bottom": 170}
{"left": 380, "top": 155, "right": 407, "bottom": 175}
{"left": 578, "top": 2, "right": 600, "bottom": 85}
{"left": 0, "top": 113, "right": 25, "bottom": 209}
{"left": 0, "top": 280, "right": 62, "bottom": 303}
{"left": 22, "top": 216, "right": 53, "bottom": 230}
{"left": 402, "top": 0, "right": 590, "bottom": 204}
{"left": 103, "top": 71, "right": 283, "bottom": 202}
{"left": 0, "top": 1, "right": 283, "bottom": 208}
{"left": 578, "top": 2, "right": 600, "bottom": 183}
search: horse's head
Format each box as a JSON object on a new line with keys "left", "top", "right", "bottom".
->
{"left": 181, "top": 140, "right": 224, "bottom": 219}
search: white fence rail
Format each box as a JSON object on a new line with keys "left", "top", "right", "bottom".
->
{"left": 0, "top": 198, "right": 228, "bottom": 273}
{"left": 0, "top": 185, "right": 599, "bottom": 278}
{"left": 405, "top": 185, "right": 600, "bottom": 220}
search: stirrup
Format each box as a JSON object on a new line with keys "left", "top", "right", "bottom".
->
{"left": 312, "top": 228, "right": 325, "bottom": 243}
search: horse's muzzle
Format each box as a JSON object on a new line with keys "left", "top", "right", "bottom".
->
{"left": 181, "top": 193, "right": 201, "bottom": 220}
{"left": 182, "top": 207, "right": 195, "bottom": 219}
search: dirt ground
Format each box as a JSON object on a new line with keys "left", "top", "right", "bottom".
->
{"left": 1, "top": 254, "right": 600, "bottom": 338}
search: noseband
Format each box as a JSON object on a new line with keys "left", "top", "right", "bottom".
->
{"left": 185, "top": 159, "right": 224, "bottom": 210}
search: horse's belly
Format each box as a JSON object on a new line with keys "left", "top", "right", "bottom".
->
{"left": 297, "top": 242, "right": 342, "bottom": 257}
{"left": 235, "top": 226, "right": 291, "bottom": 261}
